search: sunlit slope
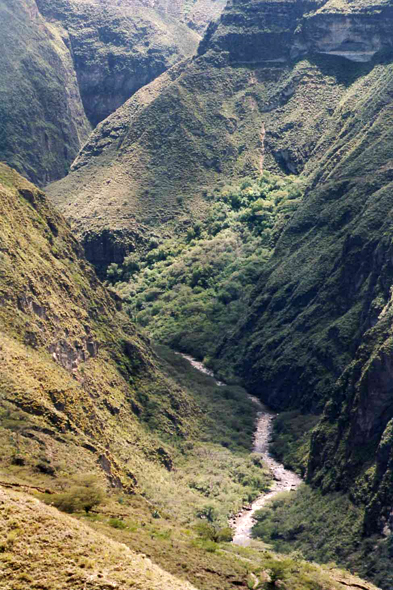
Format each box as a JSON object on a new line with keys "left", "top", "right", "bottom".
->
{"left": 0, "top": 487, "right": 198, "bottom": 590}
{"left": 0, "top": 163, "right": 199, "bottom": 490}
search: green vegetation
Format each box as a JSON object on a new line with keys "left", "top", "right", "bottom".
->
{"left": 269, "top": 411, "right": 320, "bottom": 476}
{"left": 155, "top": 346, "right": 257, "bottom": 451}
{"left": 111, "top": 173, "right": 304, "bottom": 366}
{"left": 2, "top": 486, "right": 378, "bottom": 590}
{"left": 252, "top": 485, "right": 393, "bottom": 590}
{"left": 43, "top": 474, "right": 105, "bottom": 514}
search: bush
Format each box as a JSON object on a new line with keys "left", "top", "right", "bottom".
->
{"left": 215, "top": 527, "right": 233, "bottom": 542}
{"left": 194, "top": 522, "right": 233, "bottom": 543}
{"left": 49, "top": 474, "right": 105, "bottom": 514}
{"left": 109, "top": 518, "right": 127, "bottom": 529}
{"left": 114, "top": 173, "right": 304, "bottom": 363}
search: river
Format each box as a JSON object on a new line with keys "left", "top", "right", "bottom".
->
{"left": 178, "top": 353, "right": 302, "bottom": 547}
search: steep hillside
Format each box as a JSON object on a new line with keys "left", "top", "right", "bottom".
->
{"left": 0, "top": 162, "right": 268, "bottom": 515}
{"left": 35, "top": 0, "right": 201, "bottom": 126}
{"left": 0, "top": 0, "right": 91, "bottom": 186}
{"left": 0, "top": 0, "right": 223, "bottom": 186}
{"left": 48, "top": 0, "right": 393, "bottom": 268}
{"left": 0, "top": 487, "right": 198, "bottom": 590}
{"left": 1, "top": 486, "right": 381, "bottom": 590}
{"left": 0, "top": 162, "right": 200, "bottom": 491}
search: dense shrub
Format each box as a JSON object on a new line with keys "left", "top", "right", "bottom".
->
{"left": 47, "top": 474, "right": 105, "bottom": 514}
{"left": 112, "top": 173, "right": 305, "bottom": 363}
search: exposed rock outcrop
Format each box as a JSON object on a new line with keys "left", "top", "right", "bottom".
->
{"left": 294, "top": 0, "right": 393, "bottom": 62}
{"left": 0, "top": 0, "right": 91, "bottom": 186}
{"left": 35, "top": 0, "right": 201, "bottom": 126}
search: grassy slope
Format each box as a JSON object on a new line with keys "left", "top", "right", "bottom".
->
{"left": 0, "top": 162, "right": 195, "bottom": 487}
{"left": 0, "top": 487, "right": 198, "bottom": 590}
{"left": 0, "top": 484, "right": 382, "bottom": 590}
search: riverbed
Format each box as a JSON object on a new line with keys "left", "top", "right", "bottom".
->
{"left": 178, "top": 353, "right": 302, "bottom": 546}
{"left": 231, "top": 396, "right": 302, "bottom": 546}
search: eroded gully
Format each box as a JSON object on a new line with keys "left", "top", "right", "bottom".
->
{"left": 179, "top": 353, "right": 302, "bottom": 547}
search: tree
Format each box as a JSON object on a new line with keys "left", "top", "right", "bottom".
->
{"left": 51, "top": 474, "right": 105, "bottom": 514}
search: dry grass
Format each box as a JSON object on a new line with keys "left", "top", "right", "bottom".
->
{"left": 0, "top": 487, "right": 197, "bottom": 590}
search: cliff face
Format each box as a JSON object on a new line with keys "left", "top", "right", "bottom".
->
{"left": 35, "top": 0, "right": 201, "bottom": 127}
{"left": 294, "top": 0, "right": 393, "bottom": 62}
{"left": 200, "top": 0, "right": 323, "bottom": 62}
{"left": 0, "top": 0, "right": 91, "bottom": 186}
{"left": 0, "top": 0, "right": 222, "bottom": 186}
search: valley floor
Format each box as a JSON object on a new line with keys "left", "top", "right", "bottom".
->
{"left": 0, "top": 346, "right": 381, "bottom": 590}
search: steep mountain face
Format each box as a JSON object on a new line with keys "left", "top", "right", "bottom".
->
{"left": 34, "top": 0, "right": 201, "bottom": 127}
{"left": 0, "top": 163, "right": 198, "bottom": 491}
{"left": 49, "top": 0, "right": 366, "bottom": 267}
{"left": 0, "top": 0, "right": 91, "bottom": 186}
{"left": 217, "top": 57, "right": 393, "bottom": 410}
{"left": 0, "top": 0, "right": 222, "bottom": 187}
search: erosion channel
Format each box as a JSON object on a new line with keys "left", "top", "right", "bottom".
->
{"left": 179, "top": 353, "right": 302, "bottom": 546}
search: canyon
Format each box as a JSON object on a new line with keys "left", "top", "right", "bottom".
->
{"left": 2, "top": 0, "right": 393, "bottom": 588}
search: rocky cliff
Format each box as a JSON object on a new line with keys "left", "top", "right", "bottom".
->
{"left": 0, "top": 0, "right": 91, "bottom": 186}
{"left": 0, "top": 0, "right": 223, "bottom": 186}
{"left": 35, "top": 0, "right": 201, "bottom": 127}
